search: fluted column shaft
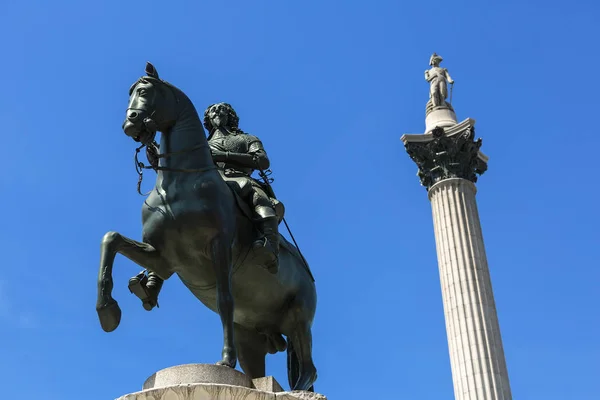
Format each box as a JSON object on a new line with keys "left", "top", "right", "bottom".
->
{"left": 428, "top": 178, "right": 511, "bottom": 400}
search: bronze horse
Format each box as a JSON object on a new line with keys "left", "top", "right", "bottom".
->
{"left": 96, "top": 63, "right": 318, "bottom": 391}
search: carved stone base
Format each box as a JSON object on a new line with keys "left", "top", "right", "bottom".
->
{"left": 116, "top": 364, "right": 327, "bottom": 400}
{"left": 425, "top": 106, "right": 457, "bottom": 133}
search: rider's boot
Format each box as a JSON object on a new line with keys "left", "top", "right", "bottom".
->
{"left": 253, "top": 216, "right": 280, "bottom": 274}
{"left": 128, "top": 271, "right": 163, "bottom": 310}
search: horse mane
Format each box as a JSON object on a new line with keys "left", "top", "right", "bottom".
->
{"left": 129, "top": 76, "right": 184, "bottom": 102}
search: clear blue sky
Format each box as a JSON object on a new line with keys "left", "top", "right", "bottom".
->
{"left": 1, "top": 0, "right": 598, "bottom": 399}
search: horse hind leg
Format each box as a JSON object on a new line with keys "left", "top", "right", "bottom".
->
{"left": 234, "top": 323, "right": 267, "bottom": 379}
{"left": 96, "top": 231, "right": 164, "bottom": 332}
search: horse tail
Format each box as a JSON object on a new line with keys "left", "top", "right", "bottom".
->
{"left": 286, "top": 338, "right": 315, "bottom": 392}
{"left": 287, "top": 338, "right": 299, "bottom": 391}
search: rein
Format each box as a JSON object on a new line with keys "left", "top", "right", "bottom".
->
{"left": 134, "top": 142, "right": 216, "bottom": 196}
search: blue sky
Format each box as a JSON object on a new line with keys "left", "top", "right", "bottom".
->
{"left": 1, "top": 0, "right": 599, "bottom": 398}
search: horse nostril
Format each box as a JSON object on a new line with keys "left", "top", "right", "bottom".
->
{"left": 129, "top": 111, "right": 138, "bottom": 119}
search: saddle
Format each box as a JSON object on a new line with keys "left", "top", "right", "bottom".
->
{"left": 219, "top": 170, "right": 314, "bottom": 282}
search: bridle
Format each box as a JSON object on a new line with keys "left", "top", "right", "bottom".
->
{"left": 128, "top": 77, "right": 217, "bottom": 196}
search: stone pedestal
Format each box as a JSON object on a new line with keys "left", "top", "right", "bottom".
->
{"left": 425, "top": 106, "right": 458, "bottom": 133}
{"left": 116, "top": 364, "right": 327, "bottom": 400}
{"left": 402, "top": 120, "right": 513, "bottom": 400}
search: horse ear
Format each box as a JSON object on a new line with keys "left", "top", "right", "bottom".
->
{"left": 145, "top": 62, "right": 159, "bottom": 79}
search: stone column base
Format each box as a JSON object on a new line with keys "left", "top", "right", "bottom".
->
{"left": 116, "top": 364, "right": 327, "bottom": 400}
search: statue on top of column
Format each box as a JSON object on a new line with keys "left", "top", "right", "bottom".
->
{"left": 425, "top": 53, "right": 454, "bottom": 109}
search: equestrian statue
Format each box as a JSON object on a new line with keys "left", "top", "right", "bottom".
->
{"left": 95, "top": 62, "right": 318, "bottom": 392}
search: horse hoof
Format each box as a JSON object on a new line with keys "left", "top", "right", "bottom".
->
{"left": 96, "top": 299, "right": 122, "bottom": 332}
{"left": 216, "top": 350, "right": 237, "bottom": 368}
{"left": 216, "top": 359, "right": 237, "bottom": 368}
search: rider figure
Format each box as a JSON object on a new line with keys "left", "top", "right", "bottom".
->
{"left": 203, "top": 102, "right": 280, "bottom": 274}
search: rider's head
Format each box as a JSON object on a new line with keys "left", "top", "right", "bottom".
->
{"left": 429, "top": 53, "right": 443, "bottom": 67}
{"left": 203, "top": 103, "right": 240, "bottom": 133}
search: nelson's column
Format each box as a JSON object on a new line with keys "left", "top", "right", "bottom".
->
{"left": 401, "top": 53, "right": 513, "bottom": 400}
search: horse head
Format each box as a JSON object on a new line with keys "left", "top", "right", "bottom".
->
{"left": 122, "top": 62, "right": 180, "bottom": 145}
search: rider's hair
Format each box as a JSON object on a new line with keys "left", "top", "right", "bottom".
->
{"left": 203, "top": 103, "right": 244, "bottom": 135}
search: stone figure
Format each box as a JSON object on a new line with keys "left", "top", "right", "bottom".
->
{"left": 425, "top": 53, "right": 454, "bottom": 108}
{"left": 204, "top": 103, "right": 280, "bottom": 273}
{"left": 96, "top": 62, "right": 318, "bottom": 392}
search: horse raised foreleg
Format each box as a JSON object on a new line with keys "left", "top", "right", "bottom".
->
{"left": 96, "top": 231, "right": 163, "bottom": 332}
{"left": 210, "top": 235, "right": 237, "bottom": 368}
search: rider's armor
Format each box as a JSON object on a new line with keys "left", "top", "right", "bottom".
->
{"left": 208, "top": 130, "right": 280, "bottom": 273}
